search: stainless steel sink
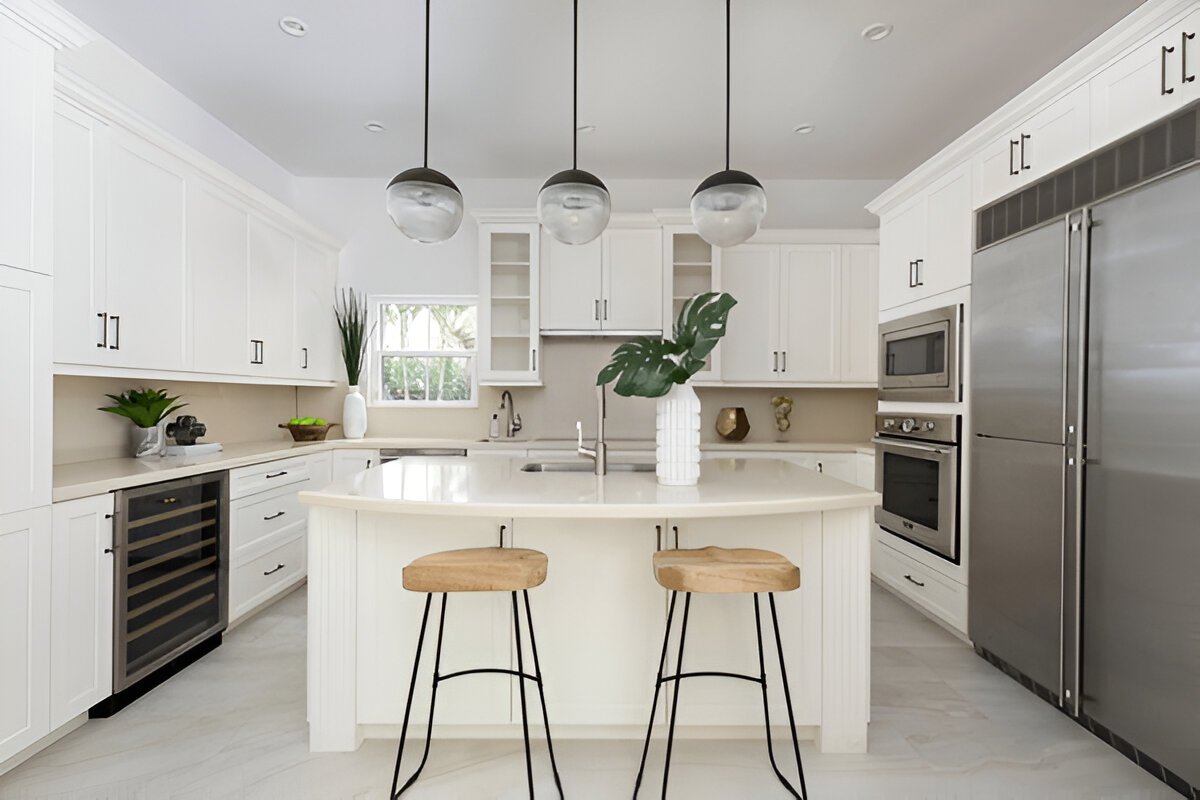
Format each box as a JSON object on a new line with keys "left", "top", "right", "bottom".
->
{"left": 521, "top": 462, "right": 655, "bottom": 473}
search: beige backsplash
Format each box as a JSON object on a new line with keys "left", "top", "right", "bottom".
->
{"left": 54, "top": 341, "right": 875, "bottom": 464}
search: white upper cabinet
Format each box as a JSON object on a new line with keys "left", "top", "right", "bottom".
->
{"left": 779, "top": 245, "right": 840, "bottom": 382}
{"left": 663, "top": 228, "right": 721, "bottom": 382}
{"left": 479, "top": 223, "right": 541, "bottom": 385}
{"left": 1091, "top": 7, "right": 1200, "bottom": 149}
{"left": 540, "top": 235, "right": 603, "bottom": 331}
{"left": 189, "top": 181, "right": 250, "bottom": 376}
{"left": 0, "top": 265, "right": 51, "bottom": 516}
{"left": 879, "top": 162, "right": 971, "bottom": 311}
{"left": 247, "top": 217, "right": 295, "bottom": 376}
{"left": 840, "top": 245, "right": 879, "bottom": 384}
{"left": 0, "top": 15, "right": 52, "bottom": 276}
{"left": 0, "top": 507, "right": 51, "bottom": 764}
{"left": 293, "top": 241, "right": 338, "bottom": 381}
{"left": 718, "top": 244, "right": 779, "bottom": 382}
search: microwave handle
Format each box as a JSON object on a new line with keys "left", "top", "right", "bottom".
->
{"left": 872, "top": 437, "right": 952, "bottom": 456}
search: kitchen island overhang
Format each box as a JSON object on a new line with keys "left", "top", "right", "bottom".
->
{"left": 301, "top": 456, "right": 880, "bottom": 755}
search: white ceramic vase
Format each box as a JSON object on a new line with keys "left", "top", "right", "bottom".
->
{"left": 343, "top": 385, "right": 367, "bottom": 440}
{"left": 130, "top": 421, "right": 167, "bottom": 458}
{"left": 656, "top": 382, "right": 701, "bottom": 486}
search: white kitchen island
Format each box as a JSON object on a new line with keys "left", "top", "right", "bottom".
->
{"left": 299, "top": 456, "right": 880, "bottom": 755}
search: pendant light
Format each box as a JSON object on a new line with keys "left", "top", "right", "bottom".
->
{"left": 386, "top": 0, "right": 463, "bottom": 243}
{"left": 690, "top": 0, "right": 766, "bottom": 248}
{"left": 537, "top": 0, "right": 611, "bottom": 245}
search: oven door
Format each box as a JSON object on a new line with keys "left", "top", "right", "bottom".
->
{"left": 873, "top": 436, "right": 959, "bottom": 561}
{"left": 878, "top": 307, "right": 960, "bottom": 401}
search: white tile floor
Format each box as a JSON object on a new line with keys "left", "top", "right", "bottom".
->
{"left": 0, "top": 585, "right": 1175, "bottom": 799}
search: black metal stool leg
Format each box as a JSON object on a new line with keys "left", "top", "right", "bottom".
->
{"left": 392, "top": 592, "right": 449, "bottom": 799}
{"left": 753, "top": 594, "right": 803, "bottom": 800}
{"left": 769, "top": 593, "right": 809, "bottom": 800}
{"left": 512, "top": 592, "right": 536, "bottom": 799}
{"left": 633, "top": 591, "right": 679, "bottom": 798}
{"left": 522, "top": 589, "right": 564, "bottom": 799}
{"left": 660, "top": 592, "right": 692, "bottom": 800}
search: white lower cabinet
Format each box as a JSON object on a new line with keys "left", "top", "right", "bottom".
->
{"left": 872, "top": 533, "right": 967, "bottom": 634}
{"left": 49, "top": 495, "right": 114, "bottom": 729}
{"left": 331, "top": 449, "right": 380, "bottom": 482}
{"left": 0, "top": 507, "right": 51, "bottom": 764}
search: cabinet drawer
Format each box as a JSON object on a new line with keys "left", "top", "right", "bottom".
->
{"left": 229, "top": 456, "right": 309, "bottom": 500}
{"left": 231, "top": 483, "right": 305, "bottom": 559}
{"left": 230, "top": 533, "right": 305, "bottom": 623}
{"left": 873, "top": 536, "right": 967, "bottom": 633}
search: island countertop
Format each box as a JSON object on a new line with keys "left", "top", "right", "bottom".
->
{"left": 298, "top": 455, "right": 880, "bottom": 519}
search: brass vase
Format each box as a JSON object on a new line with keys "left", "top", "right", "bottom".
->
{"left": 715, "top": 407, "right": 750, "bottom": 441}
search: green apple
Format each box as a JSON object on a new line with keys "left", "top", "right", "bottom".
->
{"left": 288, "top": 417, "right": 302, "bottom": 426}
{"left": 299, "top": 416, "right": 317, "bottom": 425}
{"left": 314, "top": 418, "right": 327, "bottom": 426}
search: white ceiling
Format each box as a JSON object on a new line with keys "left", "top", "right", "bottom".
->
{"left": 57, "top": 0, "right": 1146, "bottom": 180}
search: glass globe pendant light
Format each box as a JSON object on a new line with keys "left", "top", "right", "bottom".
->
{"left": 537, "top": 0, "right": 611, "bottom": 245}
{"left": 691, "top": 0, "right": 766, "bottom": 248}
{"left": 386, "top": 0, "right": 463, "bottom": 243}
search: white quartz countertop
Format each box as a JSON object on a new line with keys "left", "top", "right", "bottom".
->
{"left": 299, "top": 455, "right": 880, "bottom": 519}
{"left": 52, "top": 437, "right": 873, "bottom": 503}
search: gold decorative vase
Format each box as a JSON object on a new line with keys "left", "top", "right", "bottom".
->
{"left": 715, "top": 407, "right": 751, "bottom": 441}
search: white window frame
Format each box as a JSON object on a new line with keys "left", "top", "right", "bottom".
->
{"left": 367, "top": 295, "right": 480, "bottom": 408}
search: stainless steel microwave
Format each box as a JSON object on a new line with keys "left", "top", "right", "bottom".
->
{"left": 878, "top": 304, "right": 962, "bottom": 402}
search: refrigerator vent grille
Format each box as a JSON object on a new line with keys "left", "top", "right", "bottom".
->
{"left": 977, "top": 102, "right": 1200, "bottom": 249}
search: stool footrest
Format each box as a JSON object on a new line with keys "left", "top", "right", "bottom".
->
{"left": 437, "top": 667, "right": 541, "bottom": 684}
{"left": 659, "top": 670, "right": 763, "bottom": 686}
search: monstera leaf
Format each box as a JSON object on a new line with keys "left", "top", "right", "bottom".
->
{"left": 673, "top": 292, "right": 738, "bottom": 377}
{"left": 596, "top": 292, "right": 737, "bottom": 398}
{"left": 596, "top": 337, "right": 689, "bottom": 398}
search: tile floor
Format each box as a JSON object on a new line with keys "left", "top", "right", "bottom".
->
{"left": 0, "top": 585, "right": 1175, "bottom": 799}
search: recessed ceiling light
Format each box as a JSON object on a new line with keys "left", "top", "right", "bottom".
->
{"left": 279, "top": 16, "right": 308, "bottom": 37}
{"left": 792, "top": 123, "right": 816, "bottom": 135}
{"left": 861, "top": 22, "right": 893, "bottom": 42}
{"left": 576, "top": 124, "right": 596, "bottom": 134}
{"left": 364, "top": 120, "right": 387, "bottom": 133}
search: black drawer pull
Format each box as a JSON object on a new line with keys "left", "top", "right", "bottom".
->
{"left": 904, "top": 574, "right": 926, "bottom": 588}
{"left": 263, "top": 511, "right": 286, "bottom": 521}
{"left": 263, "top": 563, "right": 286, "bottom": 576}
{"left": 265, "top": 471, "right": 288, "bottom": 479}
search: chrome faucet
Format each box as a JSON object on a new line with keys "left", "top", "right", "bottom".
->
{"left": 577, "top": 384, "right": 608, "bottom": 476}
{"left": 500, "top": 390, "right": 522, "bottom": 438}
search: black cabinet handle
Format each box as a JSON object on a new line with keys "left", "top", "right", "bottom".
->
{"left": 265, "top": 471, "right": 288, "bottom": 479}
{"left": 301, "top": 347, "right": 308, "bottom": 369}
{"left": 531, "top": 348, "right": 538, "bottom": 372}
{"left": 263, "top": 511, "right": 286, "bottom": 521}
{"left": 108, "top": 315, "right": 120, "bottom": 350}
{"left": 263, "top": 563, "right": 285, "bottom": 576}
{"left": 1008, "top": 139, "right": 1019, "bottom": 175}
{"left": 772, "top": 351, "right": 779, "bottom": 372}
{"left": 97, "top": 312, "right": 108, "bottom": 348}
{"left": 603, "top": 298, "right": 609, "bottom": 321}
{"left": 781, "top": 351, "right": 787, "bottom": 373}
{"left": 1020, "top": 133, "right": 1031, "bottom": 171}
{"left": 594, "top": 299, "right": 600, "bottom": 321}
{"left": 499, "top": 524, "right": 507, "bottom": 547}
{"left": 904, "top": 574, "right": 926, "bottom": 588}
{"left": 1185, "top": 32, "right": 1196, "bottom": 83}
{"left": 913, "top": 259, "right": 925, "bottom": 287}
{"left": 1163, "top": 45, "right": 1176, "bottom": 95}
{"left": 655, "top": 524, "right": 663, "bottom": 551}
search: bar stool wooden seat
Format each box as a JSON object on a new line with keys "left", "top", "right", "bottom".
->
{"left": 391, "top": 547, "right": 562, "bottom": 799}
{"left": 634, "top": 546, "right": 809, "bottom": 799}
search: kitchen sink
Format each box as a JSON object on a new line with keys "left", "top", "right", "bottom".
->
{"left": 520, "top": 462, "right": 655, "bottom": 473}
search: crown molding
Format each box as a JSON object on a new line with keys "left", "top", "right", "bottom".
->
{"left": 866, "top": 0, "right": 1199, "bottom": 216}
{"left": 0, "top": 0, "right": 96, "bottom": 49}
{"left": 747, "top": 228, "right": 879, "bottom": 245}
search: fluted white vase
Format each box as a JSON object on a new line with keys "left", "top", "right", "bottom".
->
{"left": 343, "top": 385, "right": 367, "bottom": 440}
{"left": 656, "top": 382, "right": 701, "bottom": 486}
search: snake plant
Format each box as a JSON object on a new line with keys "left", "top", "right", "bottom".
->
{"left": 335, "top": 287, "right": 376, "bottom": 386}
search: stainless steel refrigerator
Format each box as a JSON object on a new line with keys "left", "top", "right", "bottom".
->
{"left": 970, "top": 163, "right": 1200, "bottom": 792}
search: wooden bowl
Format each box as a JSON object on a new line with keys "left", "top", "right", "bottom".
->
{"left": 279, "top": 423, "right": 337, "bottom": 442}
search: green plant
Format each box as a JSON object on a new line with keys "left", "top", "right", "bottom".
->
{"left": 98, "top": 389, "right": 187, "bottom": 429}
{"left": 597, "top": 292, "right": 737, "bottom": 398}
{"left": 335, "top": 288, "right": 376, "bottom": 386}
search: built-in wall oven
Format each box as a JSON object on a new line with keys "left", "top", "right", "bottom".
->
{"left": 874, "top": 413, "right": 960, "bottom": 562}
{"left": 878, "top": 304, "right": 962, "bottom": 402}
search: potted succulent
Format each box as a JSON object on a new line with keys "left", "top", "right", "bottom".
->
{"left": 335, "top": 288, "right": 375, "bottom": 440}
{"left": 98, "top": 389, "right": 187, "bottom": 458}
{"left": 597, "top": 292, "right": 737, "bottom": 486}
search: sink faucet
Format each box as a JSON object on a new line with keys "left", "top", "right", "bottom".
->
{"left": 500, "top": 390, "right": 522, "bottom": 438}
{"left": 577, "top": 384, "right": 608, "bottom": 476}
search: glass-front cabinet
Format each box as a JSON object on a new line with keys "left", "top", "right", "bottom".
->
{"left": 478, "top": 220, "right": 541, "bottom": 385}
{"left": 662, "top": 226, "right": 721, "bottom": 383}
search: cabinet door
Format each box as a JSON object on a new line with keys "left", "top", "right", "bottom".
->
{"left": 922, "top": 162, "right": 973, "bottom": 298}
{"left": 247, "top": 216, "right": 296, "bottom": 377}
{"left": 105, "top": 129, "right": 187, "bottom": 370}
{"left": 0, "top": 16, "right": 52, "bottom": 275}
{"left": 974, "top": 128, "right": 1022, "bottom": 208}
{"left": 877, "top": 196, "right": 924, "bottom": 311}
{"left": 188, "top": 181, "right": 249, "bottom": 376}
{"left": 0, "top": 266, "right": 51, "bottom": 515}
{"left": 331, "top": 449, "right": 379, "bottom": 481}
{"left": 294, "top": 241, "right": 337, "bottom": 381}
{"left": 664, "top": 228, "right": 721, "bottom": 382}
{"left": 52, "top": 99, "right": 109, "bottom": 365}
{"left": 540, "top": 235, "right": 601, "bottom": 331}
{"left": 779, "top": 245, "right": 840, "bottom": 382}
{"left": 840, "top": 245, "right": 879, "bottom": 384}
{"left": 0, "top": 507, "right": 51, "bottom": 763}
{"left": 1023, "top": 84, "right": 1091, "bottom": 182}
{"left": 480, "top": 224, "right": 540, "bottom": 383}
{"left": 50, "top": 495, "right": 114, "bottom": 728}
{"left": 602, "top": 227, "right": 663, "bottom": 331}
{"left": 718, "top": 244, "right": 779, "bottom": 382}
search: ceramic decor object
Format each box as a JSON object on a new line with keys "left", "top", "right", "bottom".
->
{"left": 343, "top": 386, "right": 367, "bottom": 439}
{"left": 656, "top": 383, "right": 701, "bottom": 486}
{"left": 715, "top": 406, "right": 750, "bottom": 441}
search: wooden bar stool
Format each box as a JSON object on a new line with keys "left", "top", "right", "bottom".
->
{"left": 390, "top": 547, "right": 563, "bottom": 799}
{"left": 633, "top": 546, "right": 809, "bottom": 799}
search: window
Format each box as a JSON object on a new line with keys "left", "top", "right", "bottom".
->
{"left": 370, "top": 297, "right": 478, "bottom": 406}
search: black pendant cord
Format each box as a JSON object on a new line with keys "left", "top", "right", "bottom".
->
{"left": 423, "top": 0, "right": 430, "bottom": 169}
{"left": 572, "top": 0, "right": 579, "bottom": 170}
{"left": 724, "top": 0, "right": 731, "bottom": 171}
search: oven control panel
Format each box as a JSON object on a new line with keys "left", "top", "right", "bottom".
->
{"left": 875, "top": 413, "right": 959, "bottom": 444}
